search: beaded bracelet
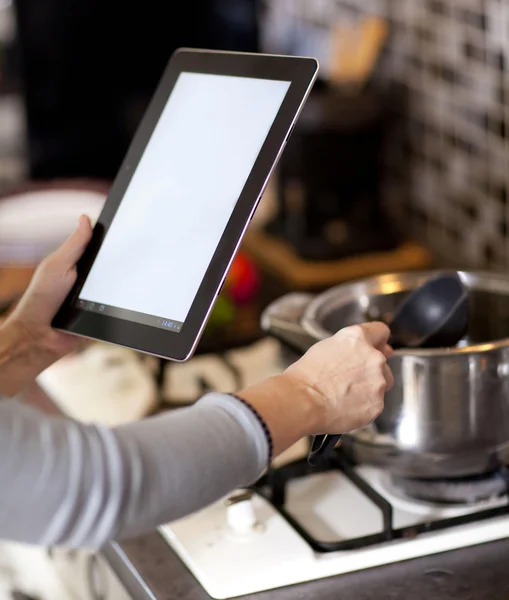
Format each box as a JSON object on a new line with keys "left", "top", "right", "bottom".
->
{"left": 229, "top": 394, "right": 274, "bottom": 465}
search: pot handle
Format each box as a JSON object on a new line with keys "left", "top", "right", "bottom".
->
{"left": 260, "top": 293, "right": 318, "bottom": 354}
{"left": 308, "top": 434, "right": 342, "bottom": 466}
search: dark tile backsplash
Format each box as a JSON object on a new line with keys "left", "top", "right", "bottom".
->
{"left": 263, "top": 0, "right": 509, "bottom": 269}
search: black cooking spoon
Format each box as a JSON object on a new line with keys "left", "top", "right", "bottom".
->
{"left": 307, "top": 273, "right": 469, "bottom": 466}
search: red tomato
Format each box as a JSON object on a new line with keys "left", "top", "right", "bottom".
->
{"left": 225, "top": 253, "right": 260, "bottom": 304}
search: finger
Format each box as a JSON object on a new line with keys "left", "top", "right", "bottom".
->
{"left": 53, "top": 215, "right": 93, "bottom": 268}
{"left": 358, "top": 322, "right": 391, "bottom": 349}
{"left": 381, "top": 344, "right": 393, "bottom": 359}
{"left": 383, "top": 363, "right": 394, "bottom": 391}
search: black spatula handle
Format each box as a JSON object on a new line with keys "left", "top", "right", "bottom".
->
{"left": 308, "top": 433, "right": 342, "bottom": 465}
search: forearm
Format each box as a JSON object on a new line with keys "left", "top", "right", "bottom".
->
{"left": 0, "top": 369, "right": 324, "bottom": 549}
{"left": 237, "top": 374, "right": 325, "bottom": 456}
{"left": 0, "top": 394, "right": 268, "bottom": 548}
{"left": 113, "top": 394, "right": 270, "bottom": 539}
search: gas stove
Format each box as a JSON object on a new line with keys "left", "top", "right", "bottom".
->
{"left": 35, "top": 336, "right": 509, "bottom": 599}
{"left": 159, "top": 454, "right": 509, "bottom": 599}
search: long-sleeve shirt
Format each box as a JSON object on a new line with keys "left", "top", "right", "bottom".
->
{"left": 0, "top": 393, "right": 268, "bottom": 548}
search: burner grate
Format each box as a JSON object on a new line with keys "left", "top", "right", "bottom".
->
{"left": 252, "top": 452, "right": 509, "bottom": 553}
{"left": 388, "top": 470, "right": 509, "bottom": 505}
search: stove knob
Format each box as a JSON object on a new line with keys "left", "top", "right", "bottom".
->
{"left": 226, "top": 490, "right": 257, "bottom": 534}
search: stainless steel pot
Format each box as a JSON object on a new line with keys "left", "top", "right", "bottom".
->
{"left": 261, "top": 270, "right": 509, "bottom": 479}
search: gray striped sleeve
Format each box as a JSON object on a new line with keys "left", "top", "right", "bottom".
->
{"left": 0, "top": 393, "right": 268, "bottom": 548}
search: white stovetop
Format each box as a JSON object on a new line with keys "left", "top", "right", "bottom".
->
{"left": 160, "top": 466, "right": 509, "bottom": 599}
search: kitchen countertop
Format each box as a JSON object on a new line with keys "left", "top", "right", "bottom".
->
{"left": 104, "top": 532, "right": 509, "bottom": 600}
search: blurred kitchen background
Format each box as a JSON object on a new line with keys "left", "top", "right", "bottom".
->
{"left": 0, "top": 0, "right": 505, "bottom": 271}
{"left": 0, "top": 0, "right": 508, "bottom": 271}
{"left": 262, "top": 0, "right": 509, "bottom": 271}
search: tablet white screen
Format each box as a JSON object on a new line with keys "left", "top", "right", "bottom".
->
{"left": 78, "top": 72, "right": 290, "bottom": 331}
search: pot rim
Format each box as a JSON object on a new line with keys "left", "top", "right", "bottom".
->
{"left": 301, "top": 269, "right": 509, "bottom": 357}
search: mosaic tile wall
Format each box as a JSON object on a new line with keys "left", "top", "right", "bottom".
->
{"left": 0, "top": 3, "right": 26, "bottom": 188}
{"left": 263, "top": 0, "right": 509, "bottom": 269}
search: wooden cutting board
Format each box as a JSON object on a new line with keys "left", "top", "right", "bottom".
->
{"left": 242, "top": 229, "right": 434, "bottom": 290}
{"left": 0, "top": 265, "right": 35, "bottom": 321}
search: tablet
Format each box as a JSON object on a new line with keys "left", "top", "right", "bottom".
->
{"left": 53, "top": 49, "right": 318, "bottom": 361}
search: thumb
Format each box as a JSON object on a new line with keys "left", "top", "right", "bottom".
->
{"left": 53, "top": 215, "right": 93, "bottom": 268}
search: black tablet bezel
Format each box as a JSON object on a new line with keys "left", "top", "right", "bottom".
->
{"left": 52, "top": 49, "right": 318, "bottom": 361}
